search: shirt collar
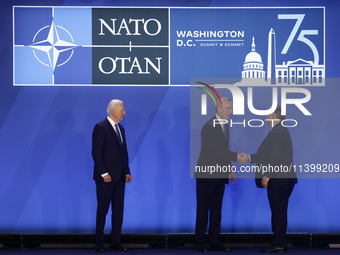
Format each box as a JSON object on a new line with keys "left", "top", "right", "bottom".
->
{"left": 271, "top": 121, "right": 280, "bottom": 129}
{"left": 215, "top": 114, "right": 226, "bottom": 130}
{"left": 107, "top": 116, "right": 117, "bottom": 127}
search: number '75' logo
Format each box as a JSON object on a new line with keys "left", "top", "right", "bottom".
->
{"left": 279, "top": 14, "right": 319, "bottom": 65}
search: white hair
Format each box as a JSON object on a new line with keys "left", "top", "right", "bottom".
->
{"left": 215, "top": 97, "right": 231, "bottom": 112}
{"left": 107, "top": 99, "right": 123, "bottom": 115}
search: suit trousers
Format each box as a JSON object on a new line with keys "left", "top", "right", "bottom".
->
{"left": 95, "top": 176, "right": 125, "bottom": 245}
{"left": 267, "top": 183, "right": 295, "bottom": 248}
{"left": 195, "top": 179, "right": 225, "bottom": 245}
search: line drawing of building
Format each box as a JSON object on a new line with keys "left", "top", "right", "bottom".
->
{"left": 267, "top": 28, "right": 276, "bottom": 83}
{"left": 275, "top": 58, "right": 325, "bottom": 85}
{"left": 237, "top": 28, "right": 325, "bottom": 86}
{"left": 241, "top": 37, "right": 265, "bottom": 79}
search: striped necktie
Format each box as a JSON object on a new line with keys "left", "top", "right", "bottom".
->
{"left": 115, "top": 124, "right": 122, "bottom": 146}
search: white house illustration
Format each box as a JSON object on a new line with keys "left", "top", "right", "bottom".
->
{"left": 276, "top": 58, "right": 324, "bottom": 85}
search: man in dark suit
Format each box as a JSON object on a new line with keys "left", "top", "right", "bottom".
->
{"left": 92, "top": 99, "right": 132, "bottom": 252}
{"left": 250, "top": 106, "right": 297, "bottom": 253}
{"left": 195, "top": 97, "right": 248, "bottom": 252}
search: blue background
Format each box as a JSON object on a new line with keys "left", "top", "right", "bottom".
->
{"left": 1, "top": 0, "right": 340, "bottom": 235}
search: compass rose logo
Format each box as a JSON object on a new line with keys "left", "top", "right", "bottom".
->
{"left": 14, "top": 6, "right": 92, "bottom": 85}
{"left": 28, "top": 20, "right": 78, "bottom": 73}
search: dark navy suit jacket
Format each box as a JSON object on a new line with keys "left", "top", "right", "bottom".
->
{"left": 195, "top": 116, "right": 238, "bottom": 182}
{"left": 194, "top": 116, "right": 238, "bottom": 244}
{"left": 92, "top": 118, "right": 130, "bottom": 183}
{"left": 250, "top": 123, "right": 297, "bottom": 188}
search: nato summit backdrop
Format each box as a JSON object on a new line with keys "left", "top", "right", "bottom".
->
{"left": 1, "top": 0, "right": 340, "bottom": 235}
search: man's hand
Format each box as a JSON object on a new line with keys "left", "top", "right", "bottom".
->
{"left": 261, "top": 176, "right": 270, "bottom": 188}
{"left": 237, "top": 153, "right": 249, "bottom": 164}
{"left": 103, "top": 174, "right": 111, "bottom": 183}
{"left": 126, "top": 174, "right": 133, "bottom": 183}
{"left": 230, "top": 172, "right": 237, "bottom": 184}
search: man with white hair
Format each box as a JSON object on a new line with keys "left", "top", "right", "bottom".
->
{"left": 92, "top": 99, "right": 132, "bottom": 252}
{"left": 195, "top": 97, "right": 248, "bottom": 252}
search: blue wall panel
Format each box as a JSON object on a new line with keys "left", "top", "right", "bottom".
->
{"left": 1, "top": 0, "right": 339, "bottom": 234}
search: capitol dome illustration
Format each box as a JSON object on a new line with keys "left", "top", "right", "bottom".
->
{"left": 242, "top": 37, "right": 265, "bottom": 79}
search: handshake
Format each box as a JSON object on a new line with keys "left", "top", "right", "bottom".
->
{"left": 237, "top": 153, "right": 249, "bottom": 164}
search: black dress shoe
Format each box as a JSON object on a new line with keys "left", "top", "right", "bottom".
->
{"left": 110, "top": 243, "right": 128, "bottom": 252}
{"left": 95, "top": 245, "right": 105, "bottom": 252}
{"left": 197, "top": 243, "right": 208, "bottom": 252}
{"left": 260, "top": 245, "right": 287, "bottom": 253}
{"left": 209, "top": 242, "right": 231, "bottom": 251}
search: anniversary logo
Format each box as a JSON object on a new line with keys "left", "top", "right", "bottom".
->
{"left": 184, "top": 8, "right": 324, "bottom": 120}
{"left": 185, "top": 8, "right": 324, "bottom": 127}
